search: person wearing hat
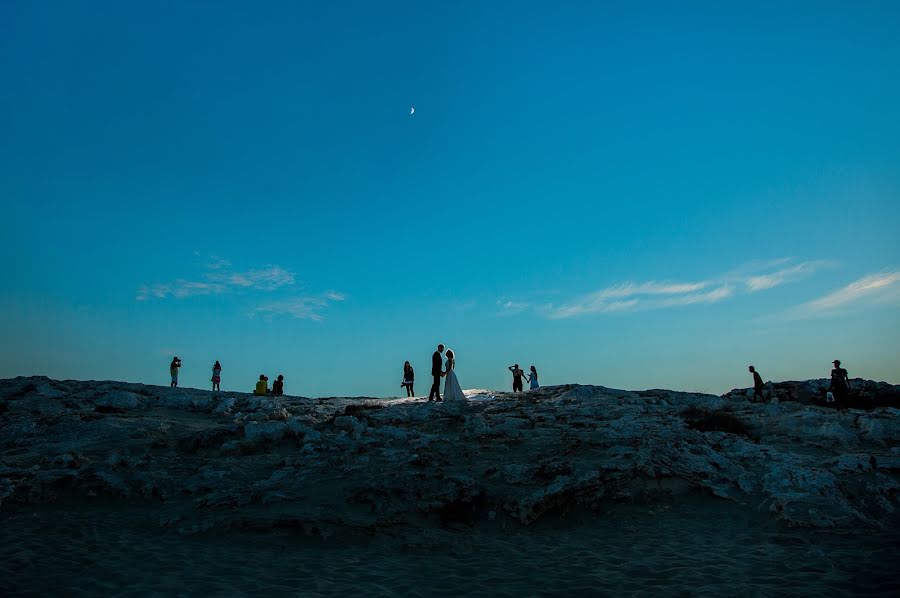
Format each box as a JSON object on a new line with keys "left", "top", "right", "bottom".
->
{"left": 254, "top": 374, "right": 269, "bottom": 396}
{"left": 272, "top": 374, "right": 285, "bottom": 397}
{"left": 829, "top": 360, "right": 851, "bottom": 403}
{"left": 170, "top": 356, "right": 182, "bottom": 388}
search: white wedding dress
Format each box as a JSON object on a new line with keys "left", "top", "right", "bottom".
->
{"left": 443, "top": 356, "right": 465, "bottom": 404}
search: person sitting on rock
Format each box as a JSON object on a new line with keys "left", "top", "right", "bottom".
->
{"left": 272, "top": 374, "right": 284, "bottom": 397}
{"left": 254, "top": 374, "right": 269, "bottom": 396}
{"left": 508, "top": 364, "right": 525, "bottom": 393}
{"left": 829, "top": 360, "right": 851, "bottom": 403}
{"left": 749, "top": 365, "right": 764, "bottom": 402}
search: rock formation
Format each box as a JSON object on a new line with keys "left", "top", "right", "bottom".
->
{"left": 1, "top": 376, "right": 898, "bottom": 534}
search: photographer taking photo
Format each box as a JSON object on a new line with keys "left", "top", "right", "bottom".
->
{"left": 170, "top": 356, "right": 182, "bottom": 388}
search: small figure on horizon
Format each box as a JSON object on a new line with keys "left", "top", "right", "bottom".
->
{"left": 508, "top": 364, "right": 526, "bottom": 393}
{"left": 211, "top": 361, "right": 222, "bottom": 392}
{"left": 272, "top": 374, "right": 284, "bottom": 397}
{"left": 830, "top": 359, "right": 851, "bottom": 403}
{"left": 254, "top": 374, "right": 269, "bottom": 396}
{"left": 170, "top": 356, "right": 181, "bottom": 388}
{"left": 443, "top": 349, "right": 465, "bottom": 403}
{"left": 401, "top": 361, "right": 415, "bottom": 397}
{"left": 527, "top": 365, "right": 539, "bottom": 390}
{"left": 748, "top": 365, "right": 764, "bottom": 402}
{"left": 429, "top": 344, "right": 445, "bottom": 402}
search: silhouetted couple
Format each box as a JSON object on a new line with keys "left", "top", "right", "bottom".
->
{"left": 508, "top": 364, "right": 538, "bottom": 392}
{"left": 428, "top": 343, "right": 464, "bottom": 403}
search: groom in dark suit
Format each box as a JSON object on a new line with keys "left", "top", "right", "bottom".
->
{"left": 428, "top": 344, "right": 445, "bottom": 402}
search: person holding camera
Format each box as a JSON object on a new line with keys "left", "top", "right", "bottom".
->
{"left": 170, "top": 357, "right": 182, "bottom": 388}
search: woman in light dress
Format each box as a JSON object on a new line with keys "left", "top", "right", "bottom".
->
{"left": 443, "top": 349, "right": 465, "bottom": 404}
{"left": 527, "top": 365, "right": 539, "bottom": 390}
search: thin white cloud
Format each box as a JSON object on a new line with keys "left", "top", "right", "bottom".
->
{"left": 497, "top": 300, "right": 531, "bottom": 316}
{"left": 742, "top": 260, "right": 835, "bottom": 292}
{"left": 783, "top": 271, "right": 900, "bottom": 319}
{"left": 254, "top": 292, "right": 346, "bottom": 321}
{"left": 540, "top": 258, "right": 832, "bottom": 319}
{"left": 138, "top": 262, "right": 296, "bottom": 300}
{"left": 206, "top": 256, "right": 232, "bottom": 270}
{"left": 209, "top": 265, "right": 295, "bottom": 291}
{"left": 137, "top": 280, "right": 225, "bottom": 300}
{"left": 658, "top": 285, "right": 734, "bottom": 307}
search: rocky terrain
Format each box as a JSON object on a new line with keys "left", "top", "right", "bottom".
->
{"left": 1, "top": 376, "right": 898, "bottom": 595}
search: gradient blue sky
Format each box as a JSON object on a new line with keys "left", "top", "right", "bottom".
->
{"left": 1, "top": 1, "right": 898, "bottom": 396}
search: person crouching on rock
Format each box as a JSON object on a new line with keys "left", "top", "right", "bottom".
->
{"left": 749, "top": 365, "right": 764, "bottom": 402}
{"left": 272, "top": 374, "right": 284, "bottom": 397}
{"left": 830, "top": 360, "right": 851, "bottom": 404}
{"left": 508, "top": 364, "right": 525, "bottom": 393}
{"left": 170, "top": 356, "right": 181, "bottom": 388}
{"left": 211, "top": 361, "right": 222, "bottom": 392}
{"left": 401, "top": 361, "right": 415, "bottom": 397}
{"left": 254, "top": 374, "right": 269, "bottom": 396}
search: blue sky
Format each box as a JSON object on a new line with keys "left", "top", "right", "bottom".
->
{"left": 1, "top": 1, "right": 898, "bottom": 396}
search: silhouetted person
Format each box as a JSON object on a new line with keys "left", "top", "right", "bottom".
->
{"left": 272, "top": 374, "right": 284, "bottom": 397}
{"left": 211, "top": 361, "right": 222, "bottom": 392}
{"left": 429, "top": 344, "right": 445, "bottom": 402}
{"left": 830, "top": 359, "right": 851, "bottom": 403}
{"left": 748, "top": 365, "right": 764, "bottom": 402}
{"left": 401, "top": 361, "right": 415, "bottom": 397}
{"left": 254, "top": 374, "right": 269, "bottom": 396}
{"left": 508, "top": 364, "right": 525, "bottom": 393}
{"left": 527, "top": 366, "right": 539, "bottom": 390}
{"left": 170, "top": 357, "right": 181, "bottom": 388}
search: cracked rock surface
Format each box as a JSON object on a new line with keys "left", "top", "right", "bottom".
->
{"left": 1, "top": 376, "right": 898, "bottom": 595}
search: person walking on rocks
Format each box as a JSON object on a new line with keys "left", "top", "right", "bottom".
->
{"left": 211, "top": 360, "right": 222, "bottom": 392}
{"left": 401, "top": 361, "right": 415, "bottom": 397}
{"left": 428, "top": 344, "right": 445, "bottom": 402}
{"left": 748, "top": 365, "right": 764, "bottom": 402}
{"left": 508, "top": 364, "right": 526, "bottom": 393}
{"left": 527, "top": 366, "right": 539, "bottom": 390}
{"left": 170, "top": 356, "right": 181, "bottom": 388}
{"left": 830, "top": 359, "right": 851, "bottom": 403}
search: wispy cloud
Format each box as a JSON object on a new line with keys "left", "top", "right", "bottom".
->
{"left": 208, "top": 265, "right": 295, "bottom": 291}
{"left": 780, "top": 271, "right": 900, "bottom": 319}
{"left": 138, "top": 263, "right": 296, "bottom": 300}
{"left": 527, "top": 258, "right": 833, "bottom": 319}
{"left": 497, "top": 300, "right": 531, "bottom": 316}
{"left": 742, "top": 260, "right": 835, "bottom": 292}
{"left": 138, "top": 257, "right": 345, "bottom": 320}
{"left": 254, "top": 292, "right": 346, "bottom": 321}
{"left": 137, "top": 280, "right": 225, "bottom": 300}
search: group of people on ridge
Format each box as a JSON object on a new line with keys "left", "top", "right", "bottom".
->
{"left": 748, "top": 360, "right": 852, "bottom": 403}
{"left": 508, "top": 364, "right": 539, "bottom": 392}
{"left": 168, "top": 357, "right": 285, "bottom": 396}
{"left": 254, "top": 374, "right": 285, "bottom": 396}
{"left": 399, "top": 353, "right": 540, "bottom": 399}
{"left": 171, "top": 354, "right": 852, "bottom": 405}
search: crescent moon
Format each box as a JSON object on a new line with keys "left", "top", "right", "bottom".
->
{"left": 410, "top": 106, "right": 415, "bottom": 115}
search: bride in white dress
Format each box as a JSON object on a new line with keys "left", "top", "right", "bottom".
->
{"left": 443, "top": 349, "right": 465, "bottom": 404}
